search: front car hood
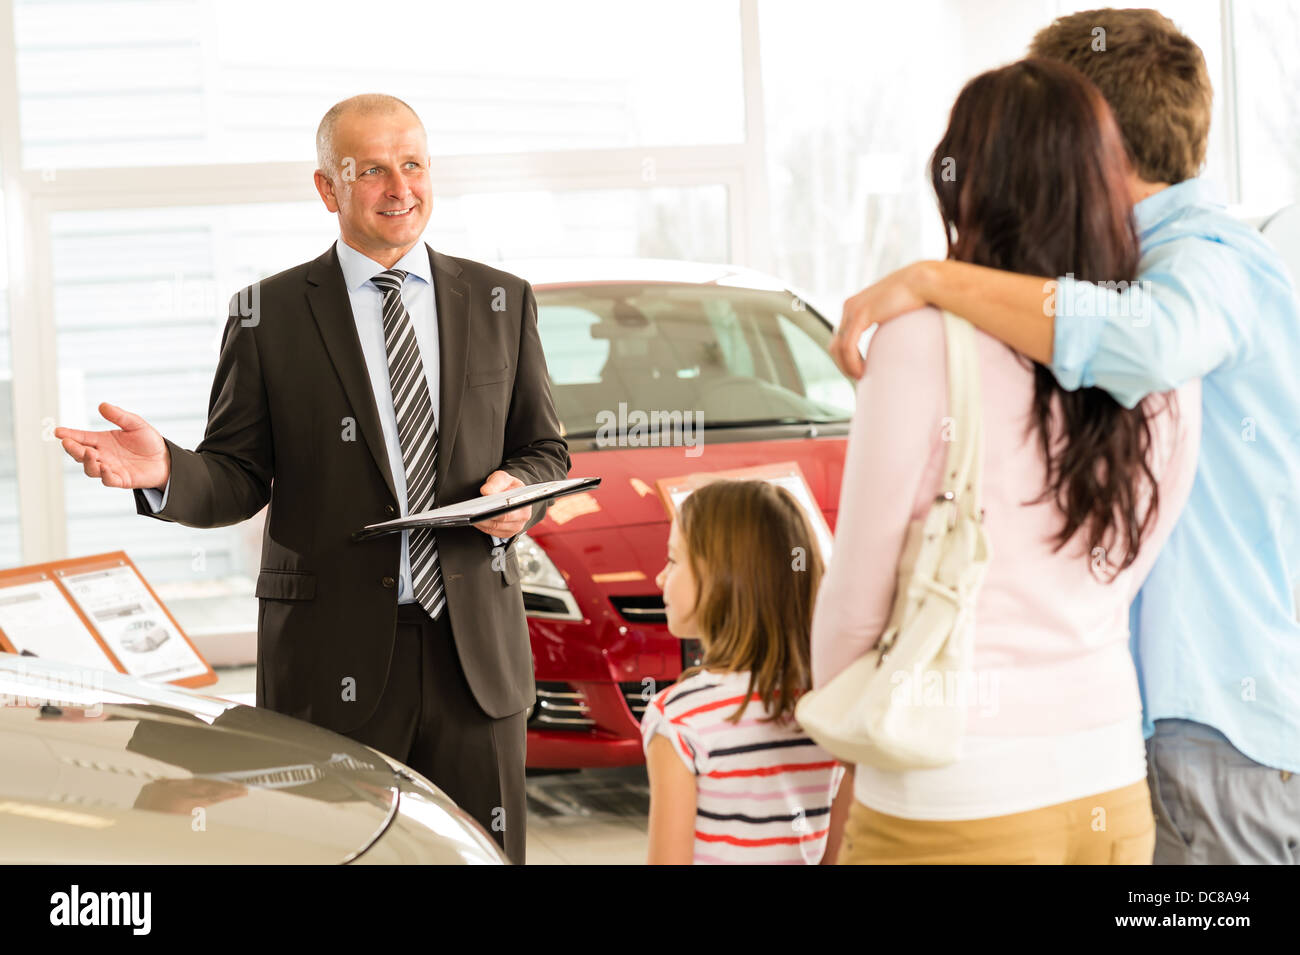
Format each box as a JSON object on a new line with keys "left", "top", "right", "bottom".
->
{"left": 0, "top": 654, "right": 400, "bottom": 863}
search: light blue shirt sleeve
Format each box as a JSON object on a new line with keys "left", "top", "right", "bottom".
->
{"left": 140, "top": 477, "right": 170, "bottom": 513}
{"left": 1051, "top": 238, "right": 1244, "bottom": 408}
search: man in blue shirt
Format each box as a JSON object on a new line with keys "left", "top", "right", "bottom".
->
{"left": 830, "top": 9, "right": 1300, "bottom": 864}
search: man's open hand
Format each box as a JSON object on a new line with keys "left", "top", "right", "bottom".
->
{"left": 830, "top": 261, "right": 930, "bottom": 379}
{"left": 53, "top": 402, "right": 170, "bottom": 490}
{"left": 472, "top": 469, "right": 531, "bottom": 538}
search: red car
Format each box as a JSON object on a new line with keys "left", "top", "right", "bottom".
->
{"left": 509, "top": 260, "right": 855, "bottom": 768}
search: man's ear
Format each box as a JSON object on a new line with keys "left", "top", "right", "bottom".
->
{"left": 313, "top": 169, "right": 340, "bottom": 213}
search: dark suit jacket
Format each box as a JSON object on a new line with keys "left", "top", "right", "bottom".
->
{"left": 135, "top": 243, "right": 571, "bottom": 733}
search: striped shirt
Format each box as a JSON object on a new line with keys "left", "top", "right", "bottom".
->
{"left": 641, "top": 669, "right": 843, "bottom": 864}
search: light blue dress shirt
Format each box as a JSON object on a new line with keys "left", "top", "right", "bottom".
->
{"left": 145, "top": 237, "right": 504, "bottom": 605}
{"left": 1052, "top": 178, "right": 1300, "bottom": 772}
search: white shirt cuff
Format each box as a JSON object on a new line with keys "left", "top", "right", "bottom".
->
{"left": 141, "top": 476, "right": 171, "bottom": 513}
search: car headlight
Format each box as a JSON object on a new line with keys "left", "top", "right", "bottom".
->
{"left": 514, "top": 533, "right": 582, "bottom": 620}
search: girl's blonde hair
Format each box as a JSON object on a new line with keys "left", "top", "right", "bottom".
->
{"left": 675, "top": 479, "right": 824, "bottom": 724}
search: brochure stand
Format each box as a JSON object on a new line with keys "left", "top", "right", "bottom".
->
{"left": 0, "top": 551, "right": 216, "bottom": 688}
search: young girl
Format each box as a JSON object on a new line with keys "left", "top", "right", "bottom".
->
{"left": 642, "top": 479, "right": 844, "bottom": 865}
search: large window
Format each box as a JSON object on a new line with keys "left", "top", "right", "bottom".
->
{"left": 430, "top": 185, "right": 729, "bottom": 263}
{"left": 1233, "top": 0, "right": 1300, "bottom": 210}
{"left": 758, "top": 0, "right": 964, "bottom": 314}
{"left": 758, "top": 0, "right": 1269, "bottom": 314}
{"left": 14, "top": 0, "right": 745, "bottom": 170}
{"left": 0, "top": 169, "right": 17, "bottom": 567}
{"left": 52, "top": 202, "right": 335, "bottom": 627}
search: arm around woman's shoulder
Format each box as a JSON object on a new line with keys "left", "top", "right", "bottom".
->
{"left": 811, "top": 307, "right": 951, "bottom": 689}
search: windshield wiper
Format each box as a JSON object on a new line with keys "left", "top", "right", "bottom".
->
{"left": 564, "top": 416, "right": 847, "bottom": 439}
{"left": 699, "top": 416, "right": 848, "bottom": 429}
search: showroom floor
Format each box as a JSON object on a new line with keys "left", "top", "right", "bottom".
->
{"left": 209, "top": 665, "right": 649, "bottom": 864}
{"left": 524, "top": 766, "right": 649, "bottom": 864}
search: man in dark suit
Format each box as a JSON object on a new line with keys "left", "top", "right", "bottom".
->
{"left": 53, "top": 93, "right": 570, "bottom": 864}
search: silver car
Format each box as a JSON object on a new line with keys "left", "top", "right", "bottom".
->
{"left": 0, "top": 653, "right": 507, "bottom": 864}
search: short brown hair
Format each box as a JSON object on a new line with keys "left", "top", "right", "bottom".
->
{"left": 677, "top": 480, "right": 823, "bottom": 724}
{"left": 1030, "top": 8, "right": 1212, "bottom": 183}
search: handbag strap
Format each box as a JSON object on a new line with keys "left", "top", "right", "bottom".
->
{"left": 939, "top": 311, "right": 984, "bottom": 519}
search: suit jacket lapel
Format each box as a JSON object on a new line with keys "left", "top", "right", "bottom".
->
{"left": 430, "top": 245, "right": 469, "bottom": 496}
{"left": 306, "top": 244, "right": 398, "bottom": 503}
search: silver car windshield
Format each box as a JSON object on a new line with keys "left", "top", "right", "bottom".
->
{"left": 536, "top": 284, "right": 854, "bottom": 438}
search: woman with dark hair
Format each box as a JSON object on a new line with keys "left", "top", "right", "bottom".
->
{"left": 810, "top": 58, "right": 1201, "bottom": 864}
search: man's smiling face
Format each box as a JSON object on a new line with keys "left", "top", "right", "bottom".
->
{"left": 315, "top": 107, "right": 432, "bottom": 265}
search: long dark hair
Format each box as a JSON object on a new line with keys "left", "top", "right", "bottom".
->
{"left": 930, "top": 57, "right": 1166, "bottom": 579}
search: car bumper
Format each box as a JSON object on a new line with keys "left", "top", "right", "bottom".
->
{"left": 525, "top": 613, "right": 697, "bottom": 769}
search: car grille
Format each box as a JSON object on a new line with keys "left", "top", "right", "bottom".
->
{"left": 528, "top": 681, "right": 595, "bottom": 729}
{"left": 528, "top": 642, "right": 705, "bottom": 731}
{"left": 524, "top": 591, "right": 574, "bottom": 616}
{"left": 620, "top": 680, "right": 674, "bottom": 722}
{"left": 609, "top": 595, "right": 666, "bottom": 624}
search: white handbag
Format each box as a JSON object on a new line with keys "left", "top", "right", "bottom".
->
{"left": 796, "top": 311, "right": 991, "bottom": 770}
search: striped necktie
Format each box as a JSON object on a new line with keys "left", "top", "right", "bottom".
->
{"left": 372, "top": 268, "right": 445, "bottom": 620}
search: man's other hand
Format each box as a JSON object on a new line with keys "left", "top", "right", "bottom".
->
{"left": 472, "top": 469, "right": 531, "bottom": 538}
{"left": 53, "top": 402, "right": 170, "bottom": 491}
{"left": 830, "top": 261, "right": 930, "bottom": 379}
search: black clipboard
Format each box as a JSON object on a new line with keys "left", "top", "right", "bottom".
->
{"left": 351, "top": 476, "right": 601, "bottom": 541}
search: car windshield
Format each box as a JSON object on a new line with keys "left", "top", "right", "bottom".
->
{"left": 535, "top": 283, "right": 854, "bottom": 438}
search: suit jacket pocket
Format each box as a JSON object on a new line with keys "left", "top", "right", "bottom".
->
{"left": 256, "top": 569, "right": 317, "bottom": 600}
{"left": 468, "top": 364, "right": 510, "bottom": 387}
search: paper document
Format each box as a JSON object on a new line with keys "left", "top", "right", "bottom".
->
{"left": 0, "top": 579, "right": 118, "bottom": 670}
{"left": 61, "top": 565, "right": 210, "bottom": 683}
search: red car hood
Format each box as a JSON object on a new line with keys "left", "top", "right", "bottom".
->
{"left": 533, "top": 433, "right": 848, "bottom": 535}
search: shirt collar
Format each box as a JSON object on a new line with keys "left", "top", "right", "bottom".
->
{"left": 1134, "top": 176, "right": 1226, "bottom": 235}
{"left": 335, "top": 237, "right": 433, "bottom": 293}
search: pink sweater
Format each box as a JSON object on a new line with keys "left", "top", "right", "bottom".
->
{"left": 811, "top": 307, "right": 1200, "bottom": 736}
